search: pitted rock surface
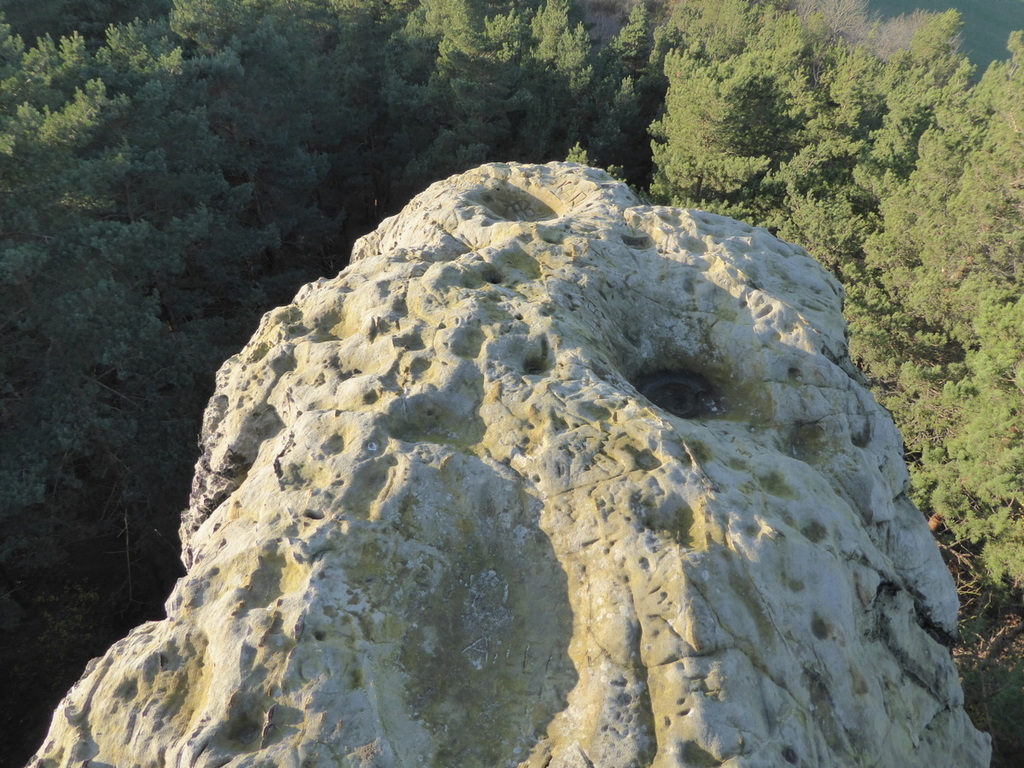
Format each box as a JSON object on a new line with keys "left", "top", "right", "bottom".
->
{"left": 31, "top": 163, "right": 990, "bottom": 768}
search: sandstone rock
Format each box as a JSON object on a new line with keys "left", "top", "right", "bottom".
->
{"left": 30, "top": 163, "right": 990, "bottom": 768}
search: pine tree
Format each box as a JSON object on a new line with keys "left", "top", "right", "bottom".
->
{"left": 650, "top": 9, "right": 813, "bottom": 222}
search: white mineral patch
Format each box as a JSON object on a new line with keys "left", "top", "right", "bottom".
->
{"left": 30, "top": 162, "right": 989, "bottom": 768}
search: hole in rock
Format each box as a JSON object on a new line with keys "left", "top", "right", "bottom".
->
{"left": 523, "top": 336, "right": 552, "bottom": 375}
{"left": 480, "top": 263, "right": 503, "bottom": 284}
{"left": 621, "top": 233, "right": 653, "bottom": 249}
{"left": 634, "top": 370, "right": 722, "bottom": 419}
{"left": 472, "top": 184, "right": 558, "bottom": 222}
{"left": 851, "top": 415, "right": 872, "bottom": 448}
{"left": 409, "top": 357, "right": 432, "bottom": 376}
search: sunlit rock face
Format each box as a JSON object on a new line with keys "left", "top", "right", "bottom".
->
{"left": 31, "top": 163, "right": 990, "bottom": 768}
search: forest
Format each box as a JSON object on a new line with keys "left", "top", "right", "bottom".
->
{"left": 1, "top": 0, "right": 1023, "bottom": 764}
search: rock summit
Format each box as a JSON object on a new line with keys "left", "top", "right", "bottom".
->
{"left": 31, "top": 163, "right": 990, "bottom": 767}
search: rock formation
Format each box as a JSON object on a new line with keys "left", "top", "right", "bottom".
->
{"left": 30, "top": 163, "right": 990, "bottom": 767}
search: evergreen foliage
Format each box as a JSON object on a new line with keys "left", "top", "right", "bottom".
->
{"left": 3, "top": 0, "right": 1024, "bottom": 763}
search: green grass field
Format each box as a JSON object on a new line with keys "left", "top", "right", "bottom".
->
{"left": 868, "top": 0, "right": 1024, "bottom": 70}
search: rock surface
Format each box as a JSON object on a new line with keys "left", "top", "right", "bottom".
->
{"left": 31, "top": 163, "right": 990, "bottom": 767}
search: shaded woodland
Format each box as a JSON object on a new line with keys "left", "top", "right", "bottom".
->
{"left": 2, "top": 0, "right": 1024, "bottom": 764}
